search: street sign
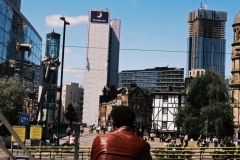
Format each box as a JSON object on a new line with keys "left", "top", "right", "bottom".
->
{"left": 30, "top": 125, "right": 42, "bottom": 140}
{"left": 19, "top": 113, "right": 30, "bottom": 125}
{"left": 11, "top": 126, "right": 26, "bottom": 142}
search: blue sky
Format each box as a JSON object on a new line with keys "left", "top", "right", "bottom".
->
{"left": 20, "top": 0, "right": 240, "bottom": 86}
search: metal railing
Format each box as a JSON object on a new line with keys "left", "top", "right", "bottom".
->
{"left": 151, "top": 146, "right": 240, "bottom": 159}
{"left": 9, "top": 146, "right": 240, "bottom": 160}
{"left": 11, "top": 146, "right": 91, "bottom": 160}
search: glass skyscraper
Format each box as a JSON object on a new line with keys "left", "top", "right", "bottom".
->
{"left": 37, "top": 31, "right": 60, "bottom": 122}
{"left": 0, "top": 0, "right": 42, "bottom": 121}
{"left": 45, "top": 31, "right": 60, "bottom": 59}
{"left": 187, "top": 9, "right": 227, "bottom": 76}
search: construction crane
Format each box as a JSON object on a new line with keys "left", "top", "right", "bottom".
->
{"left": 200, "top": 0, "right": 208, "bottom": 10}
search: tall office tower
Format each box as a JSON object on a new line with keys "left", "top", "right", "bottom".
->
{"left": 230, "top": 12, "right": 240, "bottom": 138}
{"left": 83, "top": 10, "right": 121, "bottom": 126}
{"left": 37, "top": 31, "right": 60, "bottom": 122}
{"left": 187, "top": 8, "right": 227, "bottom": 76}
{"left": 0, "top": 0, "right": 42, "bottom": 122}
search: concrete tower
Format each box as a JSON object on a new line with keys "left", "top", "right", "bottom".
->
{"left": 230, "top": 11, "right": 240, "bottom": 138}
{"left": 83, "top": 10, "right": 121, "bottom": 126}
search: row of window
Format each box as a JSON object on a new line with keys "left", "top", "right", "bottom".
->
{"left": 119, "top": 71, "right": 184, "bottom": 76}
{"left": 0, "top": 1, "right": 42, "bottom": 120}
{"left": 120, "top": 75, "right": 184, "bottom": 79}
{"left": 0, "top": 11, "right": 42, "bottom": 65}
{"left": 121, "top": 79, "right": 183, "bottom": 83}
{"left": 121, "top": 83, "right": 184, "bottom": 87}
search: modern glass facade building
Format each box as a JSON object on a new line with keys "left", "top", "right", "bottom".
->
{"left": 37, "top": 31, "right": 60, "bottom": 122}
{"left": 187, "top": 9, "right": 227, "bottom": 76}
{"left": 118, "top": 67, "right": 184, "bottom": 89}
{"left": 0, "top": 0, "right": 42, "bottom": 121}
{"left": 45, "top": 31, "right": 60, "bottom": 59}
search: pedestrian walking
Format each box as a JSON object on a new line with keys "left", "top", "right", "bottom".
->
{"left": 184, "top": 134, "right": 189, "bottom": 147}
{"left": 180, "top": 135, "right": 184, "bottom": 146}
{"left": 149, "top": 132, "right": 154, "bottom": 141}
{"left": 80, "top": 123, "right": 84, "bottom": 136}
{"left": 197, "top": 135, "right": 202, "bottom": 147}
{"left": 96, "top": 125, "right": 100, "bottom": 134}
{"left": 47, "top": 124, "right": 52, "bottom": 138}
{"left": 66, "top": 125, "right": 72, "bottom": 141}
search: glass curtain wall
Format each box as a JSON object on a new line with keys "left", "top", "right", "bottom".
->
{"left": 0, "top": 0, "right": 42, "bottom": 121}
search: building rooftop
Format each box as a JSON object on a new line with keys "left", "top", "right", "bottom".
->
{"left": 234, "top": 11, "right": 240, "bottom": 24}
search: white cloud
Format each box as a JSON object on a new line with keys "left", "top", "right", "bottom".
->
{"left": 46, "top": 14, "right": 88, "bottom": 28}
{"left": 59, "top": 68, "right": 85, "bottom": 86}
{"left": 64, "top": 67, "right": 85, "bottom": 76}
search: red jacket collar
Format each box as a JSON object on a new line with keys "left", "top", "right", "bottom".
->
{"left": 114, "top": 126, "right": 135, "bottom": 133}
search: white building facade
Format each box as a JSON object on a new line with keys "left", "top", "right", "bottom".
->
{"left": 83, "top": 10, "right": 121, "bottom": 126}
{"left": 62, "top": 82, "right": 84, "bottom": 123}
{"left": 151, "top": 90, "right": 185, "bottom": 136}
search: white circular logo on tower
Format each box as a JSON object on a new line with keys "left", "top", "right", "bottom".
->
{"left": 97, "top": 12, "right": 102, "bottom": 18}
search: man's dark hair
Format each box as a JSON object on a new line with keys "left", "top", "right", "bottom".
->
{"left": 110, "top": 106, "right": 135, "bottom": 128}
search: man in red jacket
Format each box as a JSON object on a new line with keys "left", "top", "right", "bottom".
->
{"left": 91, "top": 106, "right": 152, "bottom": 160}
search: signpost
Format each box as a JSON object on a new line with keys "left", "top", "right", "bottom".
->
{"left": 11, "top": 126, "right": 26, "bottom": 142}
{"left": 19, "top": 113, "right": 30, "bottom": 125}
{"left": 0, "top": 112, "right": 34, "bottom": 160}
{"left": 30, "top": 125, "right": 42, "bottom": 140}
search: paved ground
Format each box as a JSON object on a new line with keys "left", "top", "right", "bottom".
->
{"left": 0, "top": 131, "right": 163, "bottom": 159}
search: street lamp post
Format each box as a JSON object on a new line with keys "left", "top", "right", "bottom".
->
{"left": 57, "top": 17, "right": 70, "bottom": 145}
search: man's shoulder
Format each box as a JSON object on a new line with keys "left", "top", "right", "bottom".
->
{"left": 95, "top": 131, "right": 149, "bottom": 145}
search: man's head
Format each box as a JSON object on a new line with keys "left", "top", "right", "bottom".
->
{"left": 110, "top": 106, "right": 135, "bottom": 128}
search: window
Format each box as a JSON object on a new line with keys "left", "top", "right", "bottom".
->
{"left": 162, "top": 122, "right": 167, "bottom": 129}
{"left": 162, "top": 108, "right": 168, "bottom": 114}
{"left": 163, "top": 95, "right": 168, "bottom": 102}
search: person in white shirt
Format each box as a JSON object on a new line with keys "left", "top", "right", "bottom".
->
{"left": 96, "top": 125, "right": 101, "bottom": 134}
{"left": 69, "top": 135, "right": 75, "bottom": 145}
{"left": 212, "top": 136, "right": 218, "bottom": 148}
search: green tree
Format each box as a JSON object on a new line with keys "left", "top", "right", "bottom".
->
{"left": 0, "top": 76, "right": 25, "bottom": 125}
{"left": 64, "top": 103, "right": 77, "bottom": 126}
{"left": 175, "top": 71, "right": 234, "bottom": 140}
{"left": 72, "top": 103, "right": 79, "bottom": 121}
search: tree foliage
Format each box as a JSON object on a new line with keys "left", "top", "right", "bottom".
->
{"left": 0, "top": 76, "right": 25, "bottom": 125}
{"left": 64, "top": 103, "right": 77, "bottom": 126}
{"left": 175, "top": 71, "right": 234, "bottom": 140}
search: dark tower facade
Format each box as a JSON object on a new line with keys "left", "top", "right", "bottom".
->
{"left": 187, "top": 9, "right": 227, "bottom": 76}
{"left": 38, "top": 31, "right": 60, "bottom": 124}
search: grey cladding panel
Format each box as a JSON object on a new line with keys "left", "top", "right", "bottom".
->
{"left": 204, "top": 10, "right": 212, "bottom": 19}
{"left": 188, "top": 13, "right": 192, "bottom": 22}
{"left": 217, "top": 12, "right": 227, "bottom": 21}
{"left": 198, "top": 9, "right": 205, "bottom": 19}
{"left": 188, "top": 9, "right": 227, "bottom": 21}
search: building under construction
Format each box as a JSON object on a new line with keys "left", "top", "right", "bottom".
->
{"left": 187, "top": 8, "right": 227, "bottom": 76}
